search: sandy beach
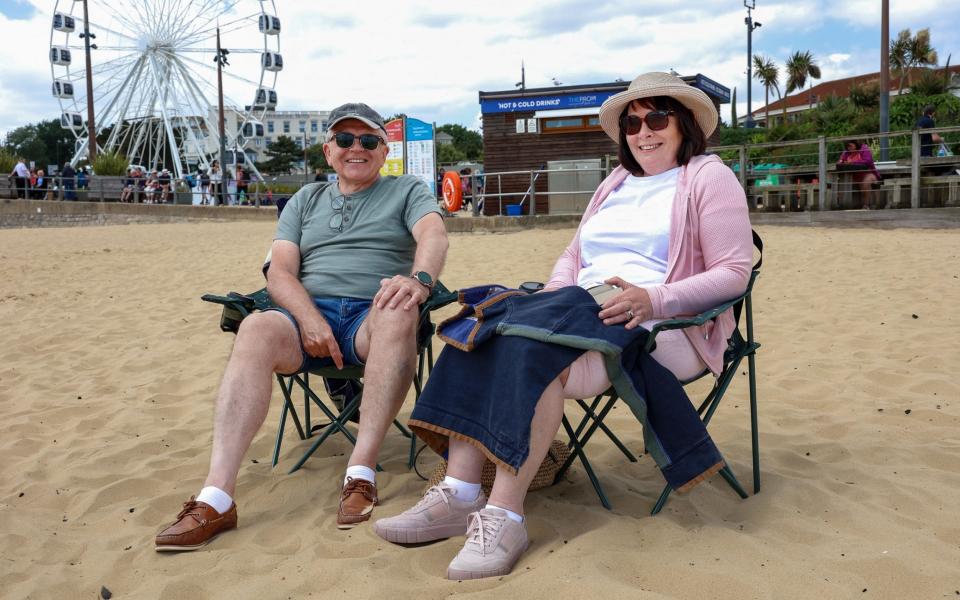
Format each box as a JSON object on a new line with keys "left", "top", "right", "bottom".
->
{"left": 1, "top": 220, "right": 958, "bottom": 599}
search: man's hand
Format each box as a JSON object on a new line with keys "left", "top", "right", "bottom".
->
{"left": 596, "top": 276, "right": 653, "bottom": 330}
{"left": 374, "top": 274, "right": 430, "bottom": 311}
{"left": 299, "top": 314, "right": 344, "bottom": 369}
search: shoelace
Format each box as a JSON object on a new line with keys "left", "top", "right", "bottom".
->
{"left": 175, "top": 496, "right": 206, "bottom": 524}
{"left": 342, "top": 477, "right": 377, "bottom": 502}
{"left": 414, "top": 484, "right": 453, "bottom": 510}
{"left": 464, "top": 511, "right": 504, "bottom": 556}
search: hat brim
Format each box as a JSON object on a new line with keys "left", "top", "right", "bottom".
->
{"left": 327, "top": 115, "right": 387, "bottom": 135}
{"left": 599, "top": 82, "right": 718, "bottom": 142}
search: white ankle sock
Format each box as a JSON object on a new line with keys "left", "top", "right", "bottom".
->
{"left": 344, "top": 465, "right": 376, "bottom": 486}
{"left": 196, "top": 486, "right": 233, "bottom": 514}
{"left": 442, "top": 475, "right": 481, "bottom": 502}
{"left": 486, "top": 503, "right": 523, "bottom": 523}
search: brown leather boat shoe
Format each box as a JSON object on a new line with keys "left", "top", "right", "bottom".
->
{"left": 155, "top": 496, "right": 237, "bottom": 552}
{"left": 337, "top": 477, "right": 378, "bottom": 529}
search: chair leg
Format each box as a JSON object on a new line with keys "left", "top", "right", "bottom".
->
{"left": 748, "top": 351, "right": 760, "bottom": 494}
{"left": 651, "top": 485, "right": 671, "bottom": 515}
{"left": 719, "top": 465, "right": 749, "bottom": 499}
{"left": 273, "top": 374, "right": 308, "bottom": 468}
{"left": 559, "top": 414, "right": 611, "bottom": 509}
{"left": 287, "top": 395, "right": 362, "bottom": 474}
{"left": 574, "top": 397, "right": 637, "bottom": 463}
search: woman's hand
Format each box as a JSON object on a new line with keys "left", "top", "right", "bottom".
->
{"left": 597, "top": 276, "right": 653, "bottom": 330}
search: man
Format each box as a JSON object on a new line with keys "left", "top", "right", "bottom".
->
{"left": 158, "top": 169, "right": 172, "bottom": 203}
{"left": 61, "top": 163, "right": 76, "bottom": 201}
{"left": 155, "top": 102, "right": 448, "bottom": 551}
{"left": 10, "top": 157, "right": 29, "bottom": 199}
{"left": 916, "top": 104, "right": 944, "bottom": 158}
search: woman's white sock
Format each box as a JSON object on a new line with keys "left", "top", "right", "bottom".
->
{"left": 442, "top": 475, "right": 481, "bottom": 502}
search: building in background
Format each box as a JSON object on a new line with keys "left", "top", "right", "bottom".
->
{"left": 478, "top": 74, "right": 729, "bottom": 215}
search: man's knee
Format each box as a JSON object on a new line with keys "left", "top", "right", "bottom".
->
{"left": 233, "top": 312, "right": 300, "bottom": 366}
{"left": 368, "top": 303, "right": 419, "bottom": 337}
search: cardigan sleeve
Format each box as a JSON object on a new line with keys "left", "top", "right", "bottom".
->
{"left": 646, "top": 162, "right": 753, "bottom": 318}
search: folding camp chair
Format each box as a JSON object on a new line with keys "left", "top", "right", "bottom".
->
{"left": 554, "top": 230, "right": 763, "bottom": 514}
{"left": 201, "top": 281, "right": 458, "bottom": 474}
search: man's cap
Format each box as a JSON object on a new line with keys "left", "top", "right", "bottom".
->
{"left": 327, "top": 102, "right": 386, "bottom": 135}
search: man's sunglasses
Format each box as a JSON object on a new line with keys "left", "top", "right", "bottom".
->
{"left": 334, "top": 132, "right": 385, "bottom": 150}
{"left": 619, "top": 110, "right": 675, "bottom": 135}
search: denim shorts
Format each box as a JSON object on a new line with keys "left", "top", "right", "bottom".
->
{"left": 265, "top": 296, "right": 371, "bottom": 374}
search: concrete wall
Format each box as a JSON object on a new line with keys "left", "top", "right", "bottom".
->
{"left": 2, "top": 197, "right": 958, "bottom": 230}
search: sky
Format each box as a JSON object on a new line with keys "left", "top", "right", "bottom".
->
{"left": 1, "top": 0, "right": 959, "bottom": 141}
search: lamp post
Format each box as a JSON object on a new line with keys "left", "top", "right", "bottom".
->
{"left": 744, "top": 1, "right": 762, "bottom": 128}
{"left": 214, "top": 27, "right": 230, "bottom": 206}
{"left": 879, "top": 0, "right": 890, "bottom": 160}
{"left": 79, "top": 0, "right": 98, "bottom": 163}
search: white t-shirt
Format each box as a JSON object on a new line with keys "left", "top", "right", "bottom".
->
{"left": 576, "top": 167, "right": 679, "bottom": 289}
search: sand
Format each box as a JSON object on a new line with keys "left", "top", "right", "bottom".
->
{"left": 0, "top": 221, "right": 958, "bottom": 599}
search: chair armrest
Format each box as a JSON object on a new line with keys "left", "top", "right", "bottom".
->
{"left": 642, "top": 292, "right": 749, "bottom": 354}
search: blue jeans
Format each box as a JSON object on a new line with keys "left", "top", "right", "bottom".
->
{"left": 265, "top": 296, "right": 371, "bottom": 374}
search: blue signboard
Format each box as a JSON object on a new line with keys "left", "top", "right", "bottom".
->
{"left": 405, "top": 117, "right": 433, "bottom": 141}
{"left": 480, "top": 91, "right": 617, "bottom": 114}
{"left": 404, "top": 117, "right": 436, "bottom": 194}
{"left": 693, "top": 74, "right": 730, "bottom": 103}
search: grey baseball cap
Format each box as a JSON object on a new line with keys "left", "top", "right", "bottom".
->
{"left": 327, "top": 102, "right": 387, "bottom": 134}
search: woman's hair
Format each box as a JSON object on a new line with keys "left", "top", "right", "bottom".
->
{"left": 846, "top": 140, "right": 861, "bottom": 149}
{"left": 617, "top": 96, "right": 707, "bottom": 176}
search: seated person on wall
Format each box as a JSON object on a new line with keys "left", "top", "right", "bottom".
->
{"left": 837, "top": 140, "right": 881, "bottom": 209}
{"left": 154, "top": 102, "right": 449, "bottom": 551}
{"left": 372, "top": 72, "right": 753, "bottom": 580}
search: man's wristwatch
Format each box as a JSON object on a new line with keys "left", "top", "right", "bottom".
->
{"left": 411, "top": 271, "right": 434, "bottom": 290}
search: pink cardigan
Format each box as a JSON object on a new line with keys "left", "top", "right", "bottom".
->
{"left": 545, "top": 154, "right": 753, "bottom": 375}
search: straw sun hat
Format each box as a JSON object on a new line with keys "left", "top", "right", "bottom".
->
{"left": 598, "top": 71, "right": 718, "bottom": 141}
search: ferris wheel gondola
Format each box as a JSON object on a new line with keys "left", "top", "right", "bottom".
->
{"left": 49, "top": 0, "right": 281, "bottom": 180}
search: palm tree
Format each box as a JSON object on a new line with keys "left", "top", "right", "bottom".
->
{"left": 890, "top": 28, "right": 939, "bottom": 93}
{"left": 752, "top": 55, "right": 781, "bottom": 127}
{"left": 785, "top": 50, "right": 822, "bottom": 114}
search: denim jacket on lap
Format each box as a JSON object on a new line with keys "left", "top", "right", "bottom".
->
{"left": 409, "top": 285, "right": 725, "bottom": 493}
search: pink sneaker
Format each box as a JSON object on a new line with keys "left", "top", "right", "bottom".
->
{"left": 373, "top": 483, "right": 486, "bottom": 544}
{"left": 446, "top": 508, "right": 529, "bottom": 580}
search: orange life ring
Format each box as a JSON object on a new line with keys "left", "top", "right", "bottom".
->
{"left": 442, "top": 171, "right": 462, "bottom": 212}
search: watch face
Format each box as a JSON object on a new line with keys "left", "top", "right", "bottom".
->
{"left": 415, "top": 271, "right": 433, "bottom": 286}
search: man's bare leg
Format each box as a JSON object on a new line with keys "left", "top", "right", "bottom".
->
{"left": 347, "top": 303, "right": 418, "bottom": 470}
{"left": 205, "top": 311, "right": 302, "bottom": 496}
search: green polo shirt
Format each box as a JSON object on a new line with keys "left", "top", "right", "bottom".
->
{"left": 275, "top": 175, "right": 441, "bottom": 299}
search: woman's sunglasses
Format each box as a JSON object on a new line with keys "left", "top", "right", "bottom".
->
{"left": 619, "top": 110, "right": 675, "bottom": 135}
{"left": 334, "top": 132, "right": 385, "bottom": 150}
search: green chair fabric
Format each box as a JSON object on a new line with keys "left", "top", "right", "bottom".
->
{"left": 555, "top": 230, "right": 763, "bottom": 514}
{"left": 201, "top": 281, "right": 458, "bottom": 474}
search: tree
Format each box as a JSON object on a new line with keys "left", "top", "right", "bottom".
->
{"left": 437, "top": 124, "right": 483, "bottom": 161}
{"left": 752, "top": 55, "right": 781, "bottom": 127}
{"left": 3, "top": 119, "right": 75, "bottom": 169}
{"left": 890, "top": 28, "right": 939, "bottom": 93}
{"left": 258, "top": 135, "right": 301, "bottom": 173}
{"left": 785, "top": 50, "right": 822, "bottom": 112}
{"left": 305, "top": 143, "right": 329, "bottom": 171}
{"left": 436, "top": 142, "right": 466, "bottom": 164}
{"left": 848, "top": 81, "right": 880, "bottom": 111}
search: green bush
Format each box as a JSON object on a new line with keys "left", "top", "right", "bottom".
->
{"left": 249, "top": 182, "right": 303, "bottom": 195}
{"left": 92, "top": 151, "right": 128, "bottom": 176}
{"left": 0, "top": 148, "right": 15, "bottom": 174}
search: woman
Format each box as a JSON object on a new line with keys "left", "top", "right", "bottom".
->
{"left": 837, "top": 140, "right": 880, "bottom": 209}
{"left": 375, "top": 72, "right": 753, "bottom": 579}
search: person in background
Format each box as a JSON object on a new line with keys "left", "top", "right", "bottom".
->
{"left": 33, "top": 169, "right": 48, "bottom": 200}
{"left": 61, "top": 163, "right": 76, "bottom": 201}
{"left": 120, "top": 169, "right": 134, "bottom": 203}
{"left": 209, "top": 160, "right": 222, "bottom": 206}
{"left": 916, "top": 105, "right": 944, "bottom": 158}
{"left": 236, "top": 166, "right": 248, "bottom": 205}
{"left": 158, "top": 169, "right": 172, "bottom": 203}
{"left": 10, "top": 157, "right": 30, "bottom": 198}
{"left": 837, "top": 140, "right": 881, "bottom": 209}
{"left": 199, "top": 169, "right": 211, "bottom": 205}
{"left": 77, "top": 167, "right": 89, "bottom": 191}
{"left": 28, "top": 168, "right": 38, "bottom": 198}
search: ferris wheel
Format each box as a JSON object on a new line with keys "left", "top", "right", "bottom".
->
{"left": 49, "top": 0, "right": 282, "bottom": 179}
